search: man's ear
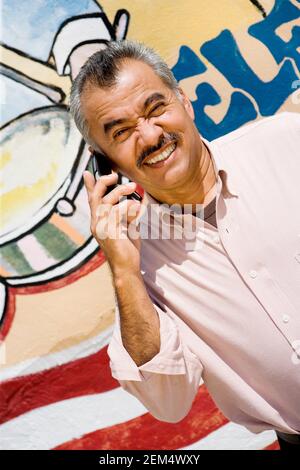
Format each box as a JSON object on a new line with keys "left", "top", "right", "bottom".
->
{"left": 177, "top": 87, "right": 195, "bottom": 120}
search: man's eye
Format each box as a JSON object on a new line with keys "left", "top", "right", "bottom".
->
{"left": 114, "top": 128, "right": 128, "bottom": 139}
{"left": 150, "top": 103, "right": 165, "bottom": 115}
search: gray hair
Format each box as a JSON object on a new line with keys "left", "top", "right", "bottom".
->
{"left": 68, "top": 40, "right": 180, "bottom": 149}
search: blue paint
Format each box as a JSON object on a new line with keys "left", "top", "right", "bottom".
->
{"left": 171, "top": 0, "right": 300, "bottom": 139}
{"left": 192, "top": 83, "right": 257, "bottom": 141}
{"left": 1, "top": 76, "right": 51, "bottom": 127}
{"left": 2, "top": 0, "right": 101, "bottom": 62}
{"left": 249, "top": 0, "right": 300, "bottom": 70}
{"left": 200, "top": 28, "right": 298, "bottom": 116}
{"left": 172, "top": 46, "right": 206, "bottom": 82}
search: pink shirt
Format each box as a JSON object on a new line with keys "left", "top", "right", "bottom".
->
{"left": 108, "top": 112, "right": 300, "bottom": 435}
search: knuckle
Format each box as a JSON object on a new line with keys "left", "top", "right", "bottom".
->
{"left": 102, "top": 184, "right": 134, "bottom": 204}
{"left": 99, "top": 173, "right": 117, "bottom": 186}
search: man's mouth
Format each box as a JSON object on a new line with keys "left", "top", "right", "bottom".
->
{"left": 143, "top": 142, "right": 177, "bottom": 166}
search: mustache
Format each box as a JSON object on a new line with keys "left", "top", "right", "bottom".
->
{"left": 137, "top": 132, "right": 180, "bottom": 167}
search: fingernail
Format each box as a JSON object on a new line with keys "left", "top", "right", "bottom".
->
{"left": 127, "top": 182, "right": 136, "bottom": 188}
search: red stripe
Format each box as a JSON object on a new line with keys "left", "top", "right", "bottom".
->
{"left": 0, "top": 346, "right": 118, "bottom": 424}
{"left": 263, "top": 440, "right": 280, "bottom": 450}
{"left": 53, "top": 385, "right": 229, "bottom": 450}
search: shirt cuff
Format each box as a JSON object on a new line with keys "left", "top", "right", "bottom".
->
{"left": 107, "top": 301, "right": 189, "bottom": 382}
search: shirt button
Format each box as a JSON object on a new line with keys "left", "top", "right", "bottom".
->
{"left": 282, "top": 315, "right": 290, "bottom": 323}
{"left": 249, "top": 270, "right": 257, "bottom": 278}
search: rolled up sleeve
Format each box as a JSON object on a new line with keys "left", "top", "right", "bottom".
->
{"left": 107, "top": 295, "right": 203, "bottom": 423}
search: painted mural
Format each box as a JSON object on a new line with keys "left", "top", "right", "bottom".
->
{"left": 0, "top": 0, "right": 299, "bottom": 450}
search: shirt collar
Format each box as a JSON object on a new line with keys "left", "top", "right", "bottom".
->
{"left": 139, "top": 135, "right": 238, "bottom": 220}
{"left": 202, "top": 137, "right": 239, "bottom": 199}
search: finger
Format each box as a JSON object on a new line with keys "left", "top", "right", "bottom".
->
{"left": 95, "top": 197, "right": 139, "bottom": 229}
{"left": 103, "top": 199, "right": 141, "bottom": 239}
{"left": 102, "top": 181, "right": 137, "bottom": 205}
{"left": 112, "top": 197, "right": 140, "bottom": 218}
{"left": 94, "top": 182, "right": 137, "bottom": 222}
{"left": 89, "top": 172, "right": 119, "bottom": 216}
{"left": 83, "top": 170, "right": 95, "bottom": 195}
{"left": 110, "top": 200, "right": 142, "bottom": 235}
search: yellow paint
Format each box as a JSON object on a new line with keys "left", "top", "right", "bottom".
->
{"left": 99, "top": 0, "right": 260, "bottom": 67}
{"left": 0, "top": 161, "right": 58, "bottom": 229}
{"left": 0, "top": 266, "right": 10, "bottom": 277}
{"left": 0, "top": 151, "right": 11, "bottom": 171}
{"left": 1, "top": 114, "right": 80, "bottom": 234}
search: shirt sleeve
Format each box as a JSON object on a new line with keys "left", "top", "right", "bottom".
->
{"left": 107, "top": 292, "right": 203, "bottom": 423}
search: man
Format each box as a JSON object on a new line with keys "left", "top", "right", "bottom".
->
{"left": 69, "top": 40, "right": 300, "bottom": 449}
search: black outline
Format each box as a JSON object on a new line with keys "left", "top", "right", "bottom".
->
{"left": 0, "top": 63, "right": 65, "bottom": 104}
{"left": 113, "top": 9, "right": 130, "bottom": 40}
{"left": 0, "top": 282, "right": 8, "bottom": 329}
{"left": 0, "top": 43, "right": 57, "bottom": 71}
{"left": 49, "top": 12, "right": 116, "bottom": 72}
{"left": 249, "top": 0, "right": 267, "bottom": 18}
{"left": 62, "top": 39, "right": 110, "bottom": 76}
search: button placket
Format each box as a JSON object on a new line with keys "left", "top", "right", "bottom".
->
{"left": 215, "top": 195, "right": 293, "bottom": 344}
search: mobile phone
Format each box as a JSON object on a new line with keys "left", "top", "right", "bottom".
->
{"left": 91, "top": 151, "right": 142, "bottom": 202}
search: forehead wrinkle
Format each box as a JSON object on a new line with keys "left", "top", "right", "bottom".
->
{"left": 91, "top": 81, "right": 146, "bottom": 124}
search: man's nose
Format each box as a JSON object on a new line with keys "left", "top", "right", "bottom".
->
{"left": 136, "top": 119, "right": 163, "bottom": 147}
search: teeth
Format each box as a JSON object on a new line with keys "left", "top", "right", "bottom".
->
{"left": 146, "top": 143, "right": 176, "bottom": 165}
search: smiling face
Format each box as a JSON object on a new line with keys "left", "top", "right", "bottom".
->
{"left": 81, "top": 59, "right": 203, "bottom": 200}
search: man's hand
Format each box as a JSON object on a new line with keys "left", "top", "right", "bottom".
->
{"left": 83, "top": 170, "right": 143, "bottom": 277}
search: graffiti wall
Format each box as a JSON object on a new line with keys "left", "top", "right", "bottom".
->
{"left": 0, "top": 0, "right": 299, "bottom": 450}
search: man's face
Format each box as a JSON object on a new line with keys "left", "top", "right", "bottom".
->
{"left": 81, "top": 59, "right": 202, "bottom": 197}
